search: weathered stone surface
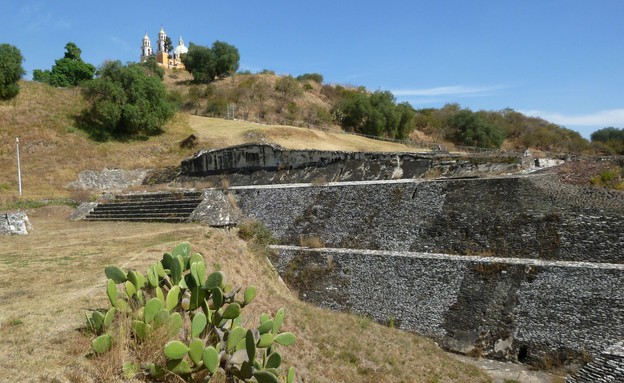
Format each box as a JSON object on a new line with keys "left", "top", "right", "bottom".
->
{"left": 0, "top": 211, "right": 32, "bottom": 235}
{"left": 180, "top": 143, "right": 523, "bottom": 185}
{"left": 68, "top": 168, "right": 147, "bottom": 190}
{"left": 270, "top": 246, "right": 624, "bottom": 367}
{"left": 68, "top": 202, "right": 98, "bottom": 221}
{"left": 188, "top": 189, "right": 240, "bottom": 226}
{"left": 566, "top": 342, "right": 624, "bottom": 382}
{"left": 232, "top": 175, "right": 624, "bottom": 263}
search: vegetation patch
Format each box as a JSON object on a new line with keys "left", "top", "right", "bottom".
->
{"left": 85, "top": 242, "right": 296, "bottom": 382}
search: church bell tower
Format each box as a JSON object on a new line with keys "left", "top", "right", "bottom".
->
{"left": 140, "top": 33, "right": 153, "bottom": 63}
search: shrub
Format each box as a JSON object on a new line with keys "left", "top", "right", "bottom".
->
{"left": 86, "top": 242, "right": 295, "bottom": 382}
{"left": 0, "top": 43, "right": 25, "bottom": 100}
{"left": 590, "top": 166, "right": 624, "bottom": 190}
{"left": 238, "top": 221, "right": 278, "bottom": 247}
{"left": 206, "top": 98, "right": 229, "bottom": 116}
{"left": 80, "top": 61, "right": 176, "bottom": 140}
{"left": 296, "top": 73, "right": 324, "bottom": 84}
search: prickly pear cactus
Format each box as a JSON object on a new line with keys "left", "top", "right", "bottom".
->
{"left": 86, "top": 242, "right": 296, "bottom": 383}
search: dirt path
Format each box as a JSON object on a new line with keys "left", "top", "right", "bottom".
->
{"left": 450, "top": 353, "right": 567, "bottom": 383}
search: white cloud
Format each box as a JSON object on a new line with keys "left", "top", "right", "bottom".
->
{"left": 519, "top": 109, "right": 624, "bottom": 127}
{"left": 391, "top": 85, "right": 506, "bottom": 97}
{"left": 19, "top": 1, "right": 70, "bottom": 32}
{"left": 109, "top": 36, "right": 133, "bottom": 53}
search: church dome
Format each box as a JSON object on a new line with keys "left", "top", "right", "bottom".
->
{"left": 171, "top": 37, "right": 188, "bottom": 56}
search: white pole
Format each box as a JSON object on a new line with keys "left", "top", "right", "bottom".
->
{"left": 16, "top": 137, "right": 22, "bottom": 196}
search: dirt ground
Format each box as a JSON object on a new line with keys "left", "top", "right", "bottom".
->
{"left": 0, "top": 206, "right": 492, "bottom": 383}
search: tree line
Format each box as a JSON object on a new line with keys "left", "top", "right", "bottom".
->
{"left": 1, "top": 40, "right": 622, "bottom": 153}
{"left": 0, "top": 40, "right": 241, "bottom": 140}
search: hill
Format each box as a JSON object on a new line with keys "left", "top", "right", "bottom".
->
{"left": 0, "top": 82, "right": 494, "bottom": 380}
{"left": 0, "top": 81, "right": 431, "bottom": 207}
{"left": 0, "top": 81, "right": 196, "bottom": 204}
{"left": 165, "top": 70, "right": 597, "bottom": 154}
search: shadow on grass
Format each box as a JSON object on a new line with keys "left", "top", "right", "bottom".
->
{"left": 73, "top": 112, "right": 159, "bottom": 143}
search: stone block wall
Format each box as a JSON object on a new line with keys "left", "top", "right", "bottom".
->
{"left": 270, "top": 246, "right": 624, "bottom": 365}
{"left": 180, "top": 143, "right": 522, "bottom": 185}
{"left": 231, "top": 175, "right": 624, "bottom": 263}
{"left": 566, "top": 342, "right": 624, "bottom": 382}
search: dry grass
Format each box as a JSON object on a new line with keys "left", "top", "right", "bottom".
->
{"left": 0, "top": 206, "right": 490, "bottom": 383}
{"left": 299, "top": 235, "right": 325, "bottom": 248}
{"left": 0, "top": 81, "right": 196, "bottom": 206}
{"left": 188, "top": 115, "right": 430, "bottom": 153}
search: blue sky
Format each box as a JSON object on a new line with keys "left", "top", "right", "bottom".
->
{"left": 3, "top": 0, "right": 624, "bottom": 138}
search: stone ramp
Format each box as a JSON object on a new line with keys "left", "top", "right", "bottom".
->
{"left": 566, "top": 342, "right": 624, "bottom": 383}
{"left": 84, "top": 191, "right": 204, "bottom": 223}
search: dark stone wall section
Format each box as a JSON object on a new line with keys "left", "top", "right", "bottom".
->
{"left": 233, "top": 176, "right": 624, "bottom": 263}
{"left": 566, "top": 342, "right": 624, "bottom": 382}
{"left": 270, "top": 246, "right": 624, "bottom": 367}
{"left": 180, "top": 143, "right": 521, "bottom": 185}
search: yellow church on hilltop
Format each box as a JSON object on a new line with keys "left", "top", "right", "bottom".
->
{"left": 140, "top": 27, "right": 188, "bottom": 70}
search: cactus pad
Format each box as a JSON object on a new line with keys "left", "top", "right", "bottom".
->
{"left": 202, "top": 346, "right": 219, "bottom": 373}
{"left": 92, "top": 334, "right": 112, "bottom": 354}
{"left": 164, "top": 340, "right": 189, "bottom": 360}
{"left": 274, "top": 332, "right": 296, "bottom": 346}
{"left": 104, "top": 265, "right": 127, "bottom": 283}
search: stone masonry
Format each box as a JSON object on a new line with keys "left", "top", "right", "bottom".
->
{"left": 270, "top": 246, "right": 624, "bottom": 366}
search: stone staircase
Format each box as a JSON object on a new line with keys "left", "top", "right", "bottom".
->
{"left": 84, "top": 191, "right": 204, "bottom": 223}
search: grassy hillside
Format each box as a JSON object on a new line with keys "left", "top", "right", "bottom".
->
{"left": 0, "top": 81, "right": 196, "bottom": 204}
{"left": 0, "top": 81, "right": 428, "bottom": 207}
{"left": 188, "top": 115, "right": 425, "bottom": 152}
{"left": 170, "top": 70, "right": 597, "bottom": 152}
{"left": 0, "top": 207, "right": 491, "bottom": 382}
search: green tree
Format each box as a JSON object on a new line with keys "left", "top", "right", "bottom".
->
{"left": 0, "top": 44, "right": 25, "bottom": 100}
{"left": 183, "top": 43, "right": 216, "bottom": 83}
{"left": 211, "top": 41, "right": 240, "bottom": 78}
{"left": 274, "top": 76, "right": 303, "bottom": 113}
{"left": 396, "top": 102, "right": 416, "bottom": 140}
{"left": 448, "top": 109, "right": 505, "bottom": 148}
{"left": 33, "top": 42, "right": 95, "bottom": 87}
{"left": 334, "top": 89, "right": 416, "bottom": 139}
{"left": 164, "top": 36, "right": 173, "bottom": 53}
{"left": 80, "top": 61, "right": 176, "bottom": 140}
{"left": 591, "top": 127, "right": 624, "bottom": 154}
{"left": 182, "top": 41, "right": 240, "bottom": 83}
{"left": 63, "top": 42, "right": 82, "bottom": 60}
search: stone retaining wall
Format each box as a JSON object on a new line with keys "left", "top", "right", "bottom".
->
{"left": 566, "top": 342, "right": 624, "bottom": 382}
{"left": 270, "top": 246, "right": 624, "bottom": 366}
{"left": 231, "top": 175, "right": 624, "bottom": 263}
{"left": 180, "top": 143, "right": 523, "bottom": 185}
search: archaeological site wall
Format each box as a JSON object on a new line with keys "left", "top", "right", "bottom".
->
{"left": 219, "top": 174, "right": 624, "bottom": 365}
{"left": 230, "top": 175, "right": 624, "bottom": 263}
{"left": 180, "top": 143, "right": 522, "bottom": 185}
{"left": 269, "top": 246, "right": 624, "bottom": 366}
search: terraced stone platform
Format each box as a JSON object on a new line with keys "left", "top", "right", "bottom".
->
{"left": 84, "top": 191, "right": 204, "bottom": 222}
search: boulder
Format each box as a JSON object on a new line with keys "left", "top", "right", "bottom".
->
{"left": 0, "top": 211, "right": 32, "bottom": 235}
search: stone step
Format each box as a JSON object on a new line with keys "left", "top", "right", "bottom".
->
{"left": 113, "top": 192, "right": 203, "bottom": 202}
{"left": 87, "top": 210, "right": 196, "bottom": 218}
{"left": 84, "top": 190, "right": 205, "bottom": 223}
{"left": 85, "top": 216, "right": 190, "bottom": 223}
{"left": 92, "top": 201, "right": 202, "bottom": 210}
